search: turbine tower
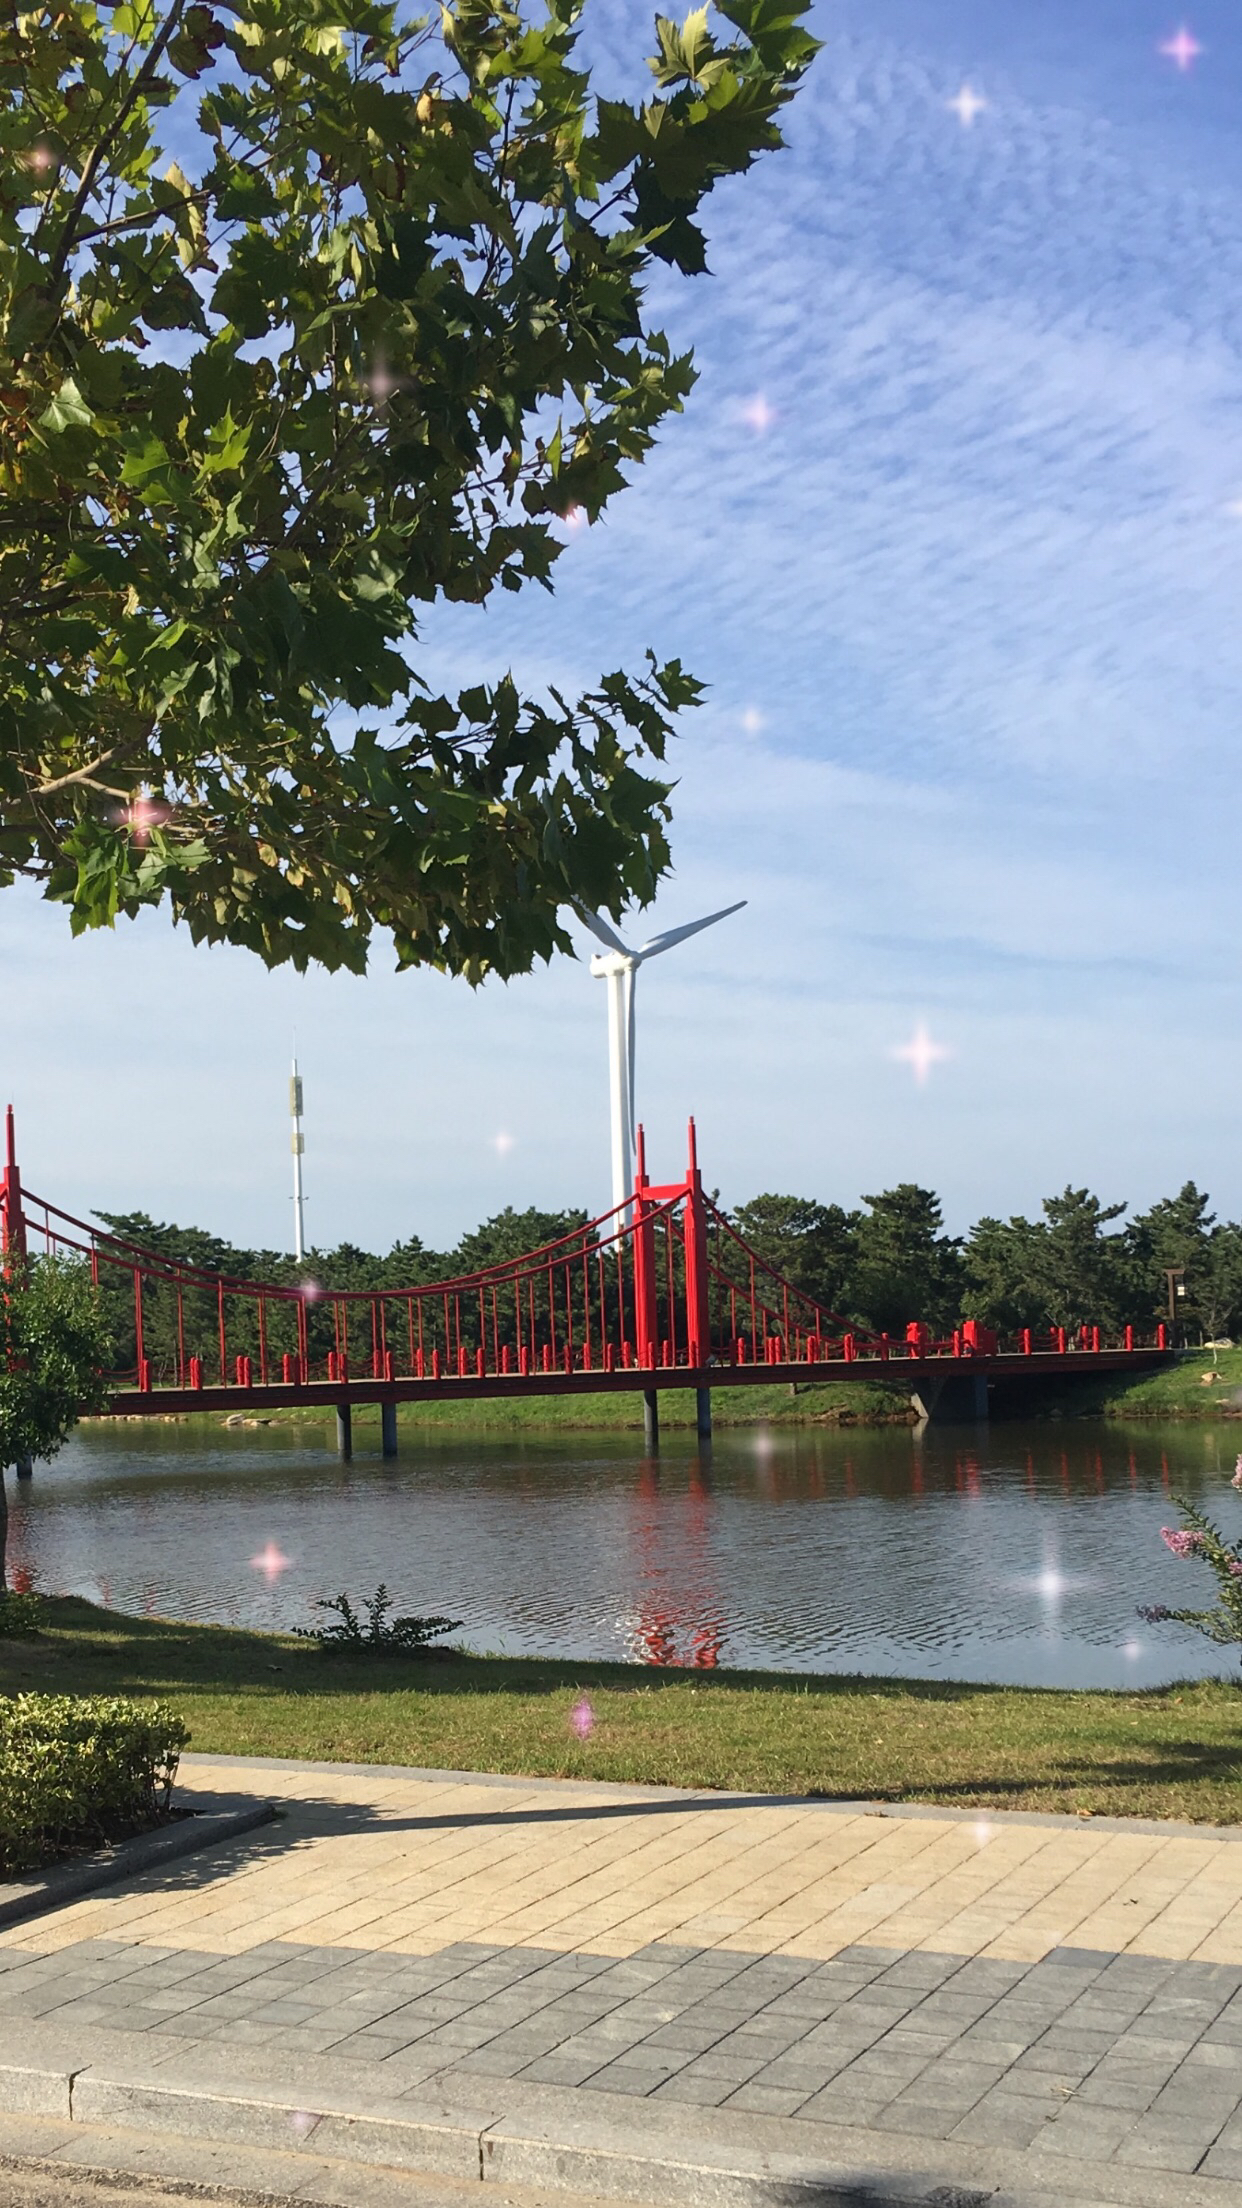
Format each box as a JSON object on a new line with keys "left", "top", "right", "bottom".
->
{"left": 578, "top": 901, "right": 745, "bottom": 1218}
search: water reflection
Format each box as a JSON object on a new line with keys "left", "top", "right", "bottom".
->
{"left": 5, "top": 1417, "right": 1241, "bottom": 1688}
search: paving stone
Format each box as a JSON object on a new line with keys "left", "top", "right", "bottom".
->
{"left": 872, "top": 2100, "right": 960, "bottom": 2139}
{"left": 513, "top": 2054, "right": 607, "bottom": 2086}
{"left": 1204, "top": 2145, "right": 1242, "bottom": 2184}
{"left": 1037, "top": 2106, "right": 1143, "bottom": 2159}
{"left": 949, "top": 2097, "right": 1051, "bottom": 2149}
{"left": 721, "top": 2082, "right": 812, "bottom": 2115}
{"left": 1075, "top": 2070, "right": 1169, "bottom": 2112}
{"left": 1114, "top": 2119, "right": 1224, "bottom": 2172}
{"left": 651, "top": 2072, "right": 733, "bottom": 2106}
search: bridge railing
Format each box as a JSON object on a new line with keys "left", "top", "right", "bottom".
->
{"left": 0, "top": 1108, "right": 1169, "bottom": 1393}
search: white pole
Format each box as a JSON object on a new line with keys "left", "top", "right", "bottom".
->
{"left": 290, "top": 1058, "right": 306, "bottom": 1261}
{"left": 605, "top": 961, "right": 633, "bottom": 1219}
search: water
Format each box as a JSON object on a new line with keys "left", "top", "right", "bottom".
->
{"left": 5, "top": 1416, "right": 1241, "bottom": 1689}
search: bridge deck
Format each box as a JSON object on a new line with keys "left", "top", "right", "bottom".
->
{"left": 100, "top": 1347, "right": 1174, "bottom": 1417}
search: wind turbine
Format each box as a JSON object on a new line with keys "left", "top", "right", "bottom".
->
{"left": 578, "top": 901, "right": 746, "bottom": 1218}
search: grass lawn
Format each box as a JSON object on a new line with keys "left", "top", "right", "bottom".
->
{"left": 121, "top": 1377, "right": 915, "bottom": 1437}
{"left": 1083, "top": 1348, "right": 1242, "bottom": 1420}
{"left": 3, "top": 1597, "right": 1240, "bottom": 1824}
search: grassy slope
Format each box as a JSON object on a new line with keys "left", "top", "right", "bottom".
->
{"left": 4, "top": 1598, "right": 1240, "bottom": 1823}
{"left": 103, "top": 1378, "right": 917, "bottom": 1437}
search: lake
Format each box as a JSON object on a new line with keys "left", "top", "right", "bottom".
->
{"left": 5, "top": 1415, "right": 1240, "bottom": 1689}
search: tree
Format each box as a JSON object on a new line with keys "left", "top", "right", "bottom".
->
{"left": 0, "top": 0, "right": 815, "bottom": 978}
{"left": 1027, "top": 1187, "right": 1128, "bottom": 1333}
{"left": 454, "top": 1205, "right": 588, "bottom": 1274}
{"left": 1123, "top": 1183, "right": 1242, "bottom": 1342}
{"left": 728, "top": 1194, "right": 858, "bottom": 1316}
{"left": 962, "top": 1213, "right": 1049, "bottom": 1332}
{"left": 852, "top": 1185, "right": 963, "bottom": 1335}
{"left": 0, "top": 1259, "right": 111, "bottom": 1586}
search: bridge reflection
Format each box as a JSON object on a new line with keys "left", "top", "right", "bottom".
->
{"left": 626, "top": 1453, "right": 725, "bottom": 1668}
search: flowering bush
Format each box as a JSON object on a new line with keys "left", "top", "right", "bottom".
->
{"left": 1139, "top": 1494, "right": 1242, "bottom": 1659}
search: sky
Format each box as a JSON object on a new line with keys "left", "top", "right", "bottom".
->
{"left": 10, "top": 0, "right": 1242, "bottom": 1255}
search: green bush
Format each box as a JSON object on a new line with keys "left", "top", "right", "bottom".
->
{"left": 0, "top": 1694, "right": 189, "bottom": 1875}
{"left": 0, "top": 1591, "right": 44, "bottom": 1640}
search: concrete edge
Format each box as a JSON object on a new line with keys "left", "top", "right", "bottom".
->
{"left": 177, "top": 1753, "right": 1242, "bottom": 1841}
{"left": 0, "top": 2064, "right": 1235, "bottom": 2208}
{"left": 0, "top": 1794, "right": 278, "bottom": 1931}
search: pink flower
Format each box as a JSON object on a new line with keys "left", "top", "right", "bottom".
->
{"left": 1161, "top": 1527, "right": 1205, "bottom": 1558}
{"left": 1227, "top": 1559, "right": 1242, "bottom": 1579}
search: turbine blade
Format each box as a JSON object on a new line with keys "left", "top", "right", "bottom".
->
{"left": 575, "top": 905, "right": 630, "bottom": 956}
{"left": 638, "top": 900, "right": 747, "bottom": 959}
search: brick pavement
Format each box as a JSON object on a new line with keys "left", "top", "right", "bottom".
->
{"left": 3, "top": 1756, "right": 1242, "bottom": 2186}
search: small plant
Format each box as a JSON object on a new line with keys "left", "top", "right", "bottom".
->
{"left": 296, "top": 1584, "right": 462, "bottom": 1655}
{"left": 0, "top": 1588, "right": 44, "bottom": 1639}
{"left": 1138, "top": 1492, "right": 1242, "bottom": 1662}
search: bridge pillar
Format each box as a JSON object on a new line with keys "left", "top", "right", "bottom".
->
{"left": 912, "top": 1374, "right": 990, "bottom": 1424}
{"left": 696, "top": 1388, "right": 712, "bottom": 1441}
{"left": 14, "top": 1457, "right": 31, "bottom": 1480}
{"left": 643, "top": 1389, "right": 659, "bottom": 1451}
{"left": 381, "top": 1401, "right": 398, "bottom": 1458}
{"left": 336, "top": 1403, "right": 352, "bottom": 1461}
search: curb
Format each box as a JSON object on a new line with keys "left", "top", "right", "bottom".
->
{"left": 0, "top": 2061, "right": 1233, "bottom": 2208}
{"left": 0, "top": 1793, "right": 277, "bottom": 1930}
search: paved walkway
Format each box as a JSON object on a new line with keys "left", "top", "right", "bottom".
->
{"left": 4, "top": 1756, "right": 1242, "bottom": 2196}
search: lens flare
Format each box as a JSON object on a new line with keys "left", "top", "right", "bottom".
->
{"left": 250, "top": 1541, "right": 291, "bottom": 1581}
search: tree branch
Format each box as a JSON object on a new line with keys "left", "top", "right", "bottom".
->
{"left": 48, "top": 0, "right": 190, "bottom": 294}
{"left": 26, "top": 753, "right": 121, "bottom": 798}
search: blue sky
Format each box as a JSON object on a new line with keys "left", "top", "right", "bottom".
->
{"left": 10, "top": 0, "right": 1242, "bottom": 1253}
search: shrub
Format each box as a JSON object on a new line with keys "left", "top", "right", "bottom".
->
{"left": 0, "top": 1694, "right": 189, "bottom": 1876}
{"left": 296, "top": 1585, "right": 462, "bottom": 1655}
{"left": 0, "top": 1590, "right": 44, "bottom": 1639}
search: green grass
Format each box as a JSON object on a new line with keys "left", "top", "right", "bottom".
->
{"left": 1033, "top": 1349, "right": 1242, "bottom": 1423}
{"left": 4, "top": 1597, "right": 1240, "bottom": 1824}
{"left": 108, "top": 1377, "right": 917, "bottom": 1438}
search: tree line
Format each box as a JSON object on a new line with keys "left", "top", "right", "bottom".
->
{"left": 90, "top": 1176, "right": 1242, "bottom": 1374}
{"left": 731, "top": 1182, "right": 1242, "bottom": 1339}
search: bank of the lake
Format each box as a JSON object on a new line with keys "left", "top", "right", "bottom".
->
{"left": 3, "top": 1596, "right": 1239, "bottom": 1823}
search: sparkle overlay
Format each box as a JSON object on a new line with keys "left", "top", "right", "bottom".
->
{"left": 740, "top": 394, "right": 775, "bottom": 433}
{"left": 891, "top": 1021, "right": 952, "bottom": 1088}
{"left": 1159, "top": 25, "right": 1203, "bottom": 71}
{"left": 947, "top": 84, "right": 988, "bottom": 127}
{"left": 120, "top": 793, "right": 172, "bottom": 846}
{"left": 250, "top": 1541, "right": 292, "bottom": 1581}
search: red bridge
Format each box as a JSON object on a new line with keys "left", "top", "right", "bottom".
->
{"left": 1, "top": 1112, "right": 1172, "bottom": 1452}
